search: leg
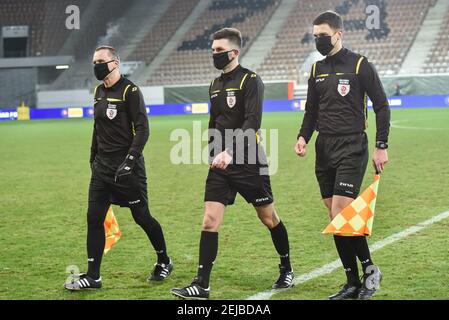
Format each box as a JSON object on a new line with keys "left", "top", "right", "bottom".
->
{"left": 171, "top": 170, "right": 231, "bottom": 299}
{"left": 323, "top": 197, "right": 332, "bottom": 221}
{"left": 331, "top": 195, "right": 361, "bottom": 286}
{"left": 195, "top": 201, "right": 226, "bottom": 288}
{"left": 333, "top": 134, "right": 373, "bottom": 275}
{"left": 86, "top": 170, "right": 111, "bottom": 280}
{"left": 130, "top": 204, "right": 169, "bottom": 264}
{"left": 255, "top": 203, "right": 291, "bottom": 271}
{"left": 86, "top": 199, "right": 110, "bottom": 280}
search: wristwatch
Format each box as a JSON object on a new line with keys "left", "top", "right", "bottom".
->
{"left": 376, "top": 141, "right": 388, "bottom": 150}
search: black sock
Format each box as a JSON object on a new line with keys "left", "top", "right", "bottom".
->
{"left": 196, "top": 231, "right": 218, "bottom": 288}
{"left": 86, "top": 201, "right": 110, "bottom": 280}
{"left": 333, "top": 235, "right": 360, "bottom": 286}
{"left": 353, "top": 236, "right": 374, "bottom": 274}
{"left": 131, "top": 205, "right": 169, "bottom": 264}
{"left": 269, "top": 221, "right": 292, "bottom": 271}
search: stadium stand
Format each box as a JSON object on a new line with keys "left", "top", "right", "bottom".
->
{"left": 128, "top": 0, "right": 200, "bottom": 64}
{"left": 146, "top": 0, "right": 280, "bottom": 85}
{"left": 69, "top": 0, "right": 133, "bottom": 59}
{"left": 257, "top": 0, "right": 437, "bottom": 83}
{"left": 0, "top": 0, "right": 89, "bottom": 57}
{"left": 1, "top": 0, "right": 446, "bottom": 94}
{"left": 423, "top": 7, "right": 449, "bottom": 74}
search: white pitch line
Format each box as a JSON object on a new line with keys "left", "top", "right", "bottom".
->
{"left": 247, "top": 210, "right": 449, "bottom": 300}
{"left": 390, "top": 120, "right": 448, "bottom": 131}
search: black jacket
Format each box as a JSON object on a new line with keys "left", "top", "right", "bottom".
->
{"left": 298, "top": 48, "right": 390, "bottom": 143}
{"left": 90, "top": 76, "right": 149, "bottom": 162}
{"left": 208, "top": 64, "right": 267, "bottom": 168}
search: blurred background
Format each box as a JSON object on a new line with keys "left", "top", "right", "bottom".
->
{"left": 0, "top": 0, "right": 448, "bottom": 114}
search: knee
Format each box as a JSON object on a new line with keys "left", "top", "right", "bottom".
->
{"left": 87, "top": 211, "right": 104, "bottom": 229}
{"left": 259, "top": 214, "right": 276, "bottom": 229}
{"left": 257, "top": 206, "right": 278, "bottom": 229}
{"left": 328, "top": 209, "right": 334, "bottom": 221}
{"left": 131, "top": 205, "right": 155, "bottom": 227}
{"left": 202, "top": 213, "right": 220, "bottom": 232}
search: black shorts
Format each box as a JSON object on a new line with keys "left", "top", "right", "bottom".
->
{"left": 315, "top": 132, "right": 368, "bottom": 199}
{"left": 89, "top": 152, "right": 148, "bottom": 208}
{"left": 204, "top": 166, "right": 274, "bottom": 207}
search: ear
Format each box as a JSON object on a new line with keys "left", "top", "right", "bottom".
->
{"left": 337, "top": 30, "right": 343, "bottom": 39}
{"left": 230, "top": 49, "right": 240, "bottom": 58}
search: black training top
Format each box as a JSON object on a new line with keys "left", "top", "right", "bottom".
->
{"left": 90, "top": 76, "right": 149, "bottom": 162}
{"left": 208, "top": 64, "right": 267, "bottom": 167}
{"left": 298, "top": 48, "right": 390, "bottom": 143}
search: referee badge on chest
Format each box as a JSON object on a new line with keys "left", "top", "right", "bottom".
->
{"left": 337, "top": 79, "right": 350, "bottom": 97}
{"left": 106, "top": 104, "right": 117, "bottom": 120}
{"left": 226, "top": 91, "right": 236, "bottom": 108}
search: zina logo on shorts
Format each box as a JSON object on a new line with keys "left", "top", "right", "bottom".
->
{"left": 339, "top": 182, "right": 354, "bottom": 188}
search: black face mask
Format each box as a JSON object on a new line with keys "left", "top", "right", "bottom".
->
{"left": 94, "top": 60, "right": 115, "bottom": 80}
{"left": 213, "top": 50, "right": 234, "bottom": 70}
{"left": 315, "top": 34, "right": 337, "bottom": 56}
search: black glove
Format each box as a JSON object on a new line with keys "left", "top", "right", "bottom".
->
{"left": 114, "top": 154, "right": 137, "bottom": 182}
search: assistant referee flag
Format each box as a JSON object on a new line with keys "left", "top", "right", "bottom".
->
{"left": 323, "top": 175, "right": 380, "bottom": 236}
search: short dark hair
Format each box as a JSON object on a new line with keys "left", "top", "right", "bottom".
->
{"left": 95, "top": 45, "right": 120, "bottom": 60}
{"left": 212, "top": 28, "right": 242, "bottom": 48}
{"left": 313, "top": 11, "right": 343, "bottom": 30}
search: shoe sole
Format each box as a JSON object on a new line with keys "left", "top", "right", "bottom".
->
{"left": 357, "top": 272, "right": 383, "bottom": 300}
{"left": 329, "top": 294, "right": 359, "bottom": 300}
{"left": 64, "top": 285, "right": 101, "bottom": 291}
{"left": 272, "top": 283, "right": 295, "bottom": 289}
{"left": 171, "top": 291, "right": 209, "bottom": 301}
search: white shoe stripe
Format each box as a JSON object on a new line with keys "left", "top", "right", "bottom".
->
{"left": 193, "top": 286, "right": 199, "bottom": 295}
{"left": 78, "top": 280, "right": 84, "bottom": 288}
{"left": 186, "top": 287, "right": 192, "bottom": 296}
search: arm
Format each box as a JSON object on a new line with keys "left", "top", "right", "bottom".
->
{"left": 114, "top": 86, "right": 149, "bottom": 182}
{"left": 297, "top": 69, "right": 319, "bottom": 143}
{"left": 359, "top": 58, "right": 390, "bottom": 143}
{"left": 90, "top": 124, "right": 98, "bottom": 165}
{"left": 359, "top": 58, "right": 390, "bottom": 173}
{"left": 295, "top": 67, "right": 319, "bottom": 157}
{"left": 127, "top": 86, "right": 150, "bottom": 157}
{"left": 241, "top": 74, "right": 263, "bottom": 132}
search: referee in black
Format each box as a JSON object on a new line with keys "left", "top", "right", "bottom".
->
{"left": 295, "top": 11, "right": 390, "bottom": 300}
{"left": 65, "top": 46, "right": 172, "bottom": 290}
{"left": 171, "top": 28, "right": 294, "bottom": 300}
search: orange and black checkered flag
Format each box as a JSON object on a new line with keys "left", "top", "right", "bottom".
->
{"left": 323, "top": 175, "right": 380, "bottom": 236}
{"left": 103, "top": 206, "right": 122, "bottom": 254}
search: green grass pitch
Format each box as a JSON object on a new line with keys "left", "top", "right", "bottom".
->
{"left": 0, "top": 108, "right": 448, "bottom": 300}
